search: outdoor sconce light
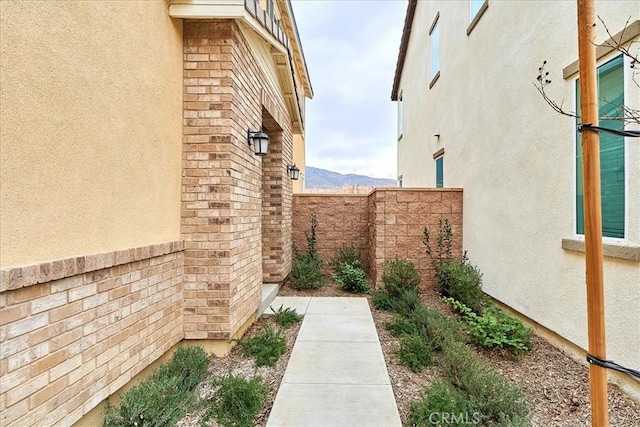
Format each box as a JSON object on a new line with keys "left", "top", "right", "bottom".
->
{"left": 247, "top": 127, "right": 270, "bottom": 156}
{"left": 287, "top": 164, "right": 300, "bottom": 180}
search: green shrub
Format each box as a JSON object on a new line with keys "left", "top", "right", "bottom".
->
{"left": 104, "top": 345, "right": 209, "bottom": 427}
{"left": 201, "top": 374, "right": 267, "bottom": 427}
{"left": 408, "top": 305, "right": 463, "bottom": 351}
{"left": 440, "top": 341, "right": 530, "bottom": 425}
{"left": 423, "top": 219, "right": 455, "bottom": 293}
{"left": 271, "top": 305, "right": 301, "bottom": 328}
{"left": 397, "top": 333, "right": 433, "bottom": 372}
{"left": 440, "top": 260, "right": 484, "bottom": 314}
{"left": 382, "top": 259, "right": 421, "bottom": 296}
{"left": 385, "top": 315, "right": 419, "bottom": 337}
{"left": 408, "top": 380, "right": 473, "bottom": 426}
{"left": 238, "top": 325, "right": 286, "bottom": 367}
{"left": 329, "top": 244, "right": 362, "bottom": 275}
{"left": 389, "top": 288, "right": 422, "bottom": 318}
{"left": 372, "top": 290, "right": 394, "bottom": 311}
{"left": 333, "top": 263, "right": 370, "bottom": 294}
{"left": 445, "top": 298, "right": 532, "bottom": 356}
{"left": 290, "top": 254, "right": 324, "bottom": 289}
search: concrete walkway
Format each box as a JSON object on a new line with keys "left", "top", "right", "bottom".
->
{"left": 265, "top": 297, "right": 402, "bottom": 427}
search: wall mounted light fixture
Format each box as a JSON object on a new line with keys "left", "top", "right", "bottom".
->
{"left": 247, "top": 127, "right": 270, "bottom": 156}
{"left": 287, "top": 164, "right": 300, "bottom": 180}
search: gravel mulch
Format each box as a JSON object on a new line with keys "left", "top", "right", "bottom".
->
{"left": 180, "top": 280, "right": 639, "bottom": 426}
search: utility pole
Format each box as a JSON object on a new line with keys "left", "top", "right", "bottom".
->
{"left": 576, "top": 0, "right": 608, "bottom": 425}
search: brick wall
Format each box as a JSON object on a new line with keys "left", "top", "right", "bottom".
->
{"left": 182, "top": 20, "right": 294, "bottom": 339}
{"left": 292, "top": 189, "right": 463, "bottom": 290}
{"left": 0, "top": 242, "right": 184, "bottom": 427}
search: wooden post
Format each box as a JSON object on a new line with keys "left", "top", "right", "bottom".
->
{"left": 576, "top": 0, "right": 609, "bottom": 425}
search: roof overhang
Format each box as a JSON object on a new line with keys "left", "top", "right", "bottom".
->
{"left": 391, "top": 0, "right": 417, "bottom": 101}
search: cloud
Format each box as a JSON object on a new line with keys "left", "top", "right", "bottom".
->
{"left": 291, "top": 0, "right": 406, "bottom": 180}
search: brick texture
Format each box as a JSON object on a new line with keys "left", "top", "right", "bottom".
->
{"left": 0, "top": 247, "right": 184, "bottom": 427}
{"left": 292, "top": 189, "right": 463, "bottom": 290}
{"left": 181, "top": 20, "right": 294, "bottom": 340}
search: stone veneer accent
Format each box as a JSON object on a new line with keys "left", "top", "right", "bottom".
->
{"left": 292, "top": 189, "right": 463, "bottom": 289}
{"left": 181, "top": 20, "right": 294, "bottom": 340}
{"left": 0, "top": 242, "right": 184, "bottom": 427}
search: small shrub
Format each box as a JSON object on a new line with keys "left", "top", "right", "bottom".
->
{"left": 408, "top": 305, "right": 463, "bottom": 351}
{"left": 104, "top": 345, "right": 209, "bottom": 427}
{"left": 372, "top": 290, "right": 394, "bottom": 311}
{"left": 271, "top": 305, "right": 301, "bottom": 328}
{"left": 397, "top": 333, "right": 433, "bottom": 372}
{"left": 408, "top": 380, "right": 473, "bottom": 426}
{"left": 382, "top": 259, "right": 421, "bottom": 296}
{"left": 440, "top": 260, "right": 484, "bottom": 314}
{"left": 333, "top": 263, "right": 370, "bottom": 294}
{"left": 440, "top": 341, "right": 530, "bottom": 425}
{"left": 385, "top": 315, "right": 419, "bottom": 337}
{"left": 389, "top": 288, "right": 422, "bottom": 318}
{"left": 201, "top": 374, "right": 267, "bottom": 427}
{"left": 445, "top": 298, "right": 532, "bottom": 356}
{"left": 290, "top": 255, "right": 324, "bottom": 289}
{"left": 423, "top": 219, "right": 455, "bottom": 292}
{"left": 329, "top": 244, "right": 362, "bottom": 275}
{"left": 238, "top": 325, "right": 286, "bottom": 367}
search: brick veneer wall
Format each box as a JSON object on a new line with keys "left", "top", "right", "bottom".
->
{"left": 182, "top": 20, "right": 294, "bottom": 339}
{"left": 292, "top": 189, "right": 463, "bottom": 290}
{"left": 0, "top": 242, "right": 184, "bottom": 427}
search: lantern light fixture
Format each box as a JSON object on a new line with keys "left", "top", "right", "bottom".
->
{"left": 247, "top": 126, "right": 270, "bottom": 156}
{"left": 287, "top": 164, "right": 300, "bottom": 180}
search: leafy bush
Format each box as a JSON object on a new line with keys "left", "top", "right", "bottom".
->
{"left": 385, "top": 315, "right": 419, "bottom": 337}
{"left": 372, "top": 290, "right": 394, "bottom": 311}
{"left": 440, "top": 341, "right": 530, "bottom": 425}
{"left": 389, "top": 288, "right": 422, "bottom": 318}
{"left": 329, "top": 244, "right": 362, "bottom": 276}
{"left": 397, "top": 333, "right": 433, "bottom": 372}
{"left": 201, "top": 373, "right": 267, "bottom": 427}
{"left": 423, "top": 219, "right": 455, "bottom": 292}
{"left": 445, "top": 298, "right": 532, "bottom": 356}
{"left": 408, "top": 380, "right": 472, "bottom": 426}
{"left": 290, "top": 213, "right": 325, "bottom": 289}
{"left": 238, "top": 325, "right": 286, "bottom": 367}
{"left": 104, "top": 345, "right": 209, "bottom": 427}
{"left": 271, "top": 305, "right": 301, "bottom": 328}
{"left": 440, "top": 260, "right": 484, "bottom": 314}
{"left": 333, "top": 263, "right": 370, "bottom": 294}
{"left": 408, "top": 305, "right": 463, "bottom": 351}
{"left": 290, "top": 255, "right": 325, "bottom": 289}
{"left": 382, "top": 259, "right": 421, "bottom": 296}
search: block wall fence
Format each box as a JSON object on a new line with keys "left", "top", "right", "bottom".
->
{"left": 292, "top": 188, "right": 463, "bottom": 289}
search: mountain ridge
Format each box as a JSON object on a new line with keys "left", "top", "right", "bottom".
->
{"left": 305, "top": 166, "right": 396, "bottom": 189}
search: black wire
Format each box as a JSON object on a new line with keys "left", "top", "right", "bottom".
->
{"left": 586, "top": 354, "right": 640, "bottom": 379}
{"left": 578, "top": 123, "right": 640, "bottom": 138}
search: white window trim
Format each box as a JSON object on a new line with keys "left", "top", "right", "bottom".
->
{"left": 429, "top": 12, "right": 440, "bottom": 84}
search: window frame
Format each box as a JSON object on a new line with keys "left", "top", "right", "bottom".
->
{"left": 573, "top": 53, "right": 627, "bottom": 241}
{"left": 397, "top": 91, "right": 403, "bottom": 140}
{"left": 467, "top": 0, "right": 488, "bottom": 35}
{"left": 429, "top": 13, "right": 440, "bottom": 87}
{"left": 433, "top": 148, "right": 445, "bottom": 188}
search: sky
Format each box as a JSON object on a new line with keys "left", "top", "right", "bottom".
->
{"left": 290, "top": 0, "right": 408, "bottom": 180}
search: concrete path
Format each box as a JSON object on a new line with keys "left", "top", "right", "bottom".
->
{"left": 265, "top": 297, "right": 402, "bottom": 427}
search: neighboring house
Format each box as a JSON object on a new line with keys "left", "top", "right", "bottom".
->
{"left": 0, "top": 0, "right": 312, "bottom": 425}
{"left": 392, "top": 0, "right": 639, "bottom": 397}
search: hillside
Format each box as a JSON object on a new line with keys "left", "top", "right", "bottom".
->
{"left": 305, "top": 166, "right": 396, "bottom": 189}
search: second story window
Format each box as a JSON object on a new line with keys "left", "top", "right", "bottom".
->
{"left": 470, "top": 0, "right": 484, "bottom": 20}
{"left": 397, "top": 91, "right": 403, "bottom": 139}
{"left": 429, "top": 14, "right": 440, "bottom": 83}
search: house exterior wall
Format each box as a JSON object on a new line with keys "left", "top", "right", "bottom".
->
{"left": 181, "top": 20, "right": 294, "bottom": 340}
{"left": 0, "top": 0, "right": 184, "bottom": 268}
{"left": 292, "top": 189, "right": 463, "bottom": 290}
{"left": 0, "top": 244, "right": 184, "bottom": 427}
{"left": 396, "top": 0, "right": 640, "bottom": 383}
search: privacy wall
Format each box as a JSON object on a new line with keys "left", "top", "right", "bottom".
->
{"left": 292, "top": 188, "right": 463, "bottom": 289}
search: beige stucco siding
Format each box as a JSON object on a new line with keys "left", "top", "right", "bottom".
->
{"left": 397, "top": 1, "right": 639, "bottom": 375}
{"left": 0, "top": 1, "right": 183, "bottom": 268}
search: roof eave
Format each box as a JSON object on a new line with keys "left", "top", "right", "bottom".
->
{"left": 391, "top": 0, "right": 417, "bottom": 101}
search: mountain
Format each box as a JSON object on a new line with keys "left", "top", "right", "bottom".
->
{"left": 305, "top": 166, "right": 396, "bottom": 189}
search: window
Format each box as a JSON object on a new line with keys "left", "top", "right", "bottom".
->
{"left": 429, "top": 14, "right": 440, "bottom": 84}
{"left": 576, "top": 55, "right": 625, "bottom": 238}
{"left": 470, "top": 0, "right": 484, "bottom": 20}
{"left": 397, "top": 91, "right": 403, "bottom": 139}
{"left": 435, "top": 156, "right": 444, "bottom": 188}
{"left": 398, "top": 176, "right": 403, "bottom": 188}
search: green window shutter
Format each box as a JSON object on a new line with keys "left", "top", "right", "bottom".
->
{"left": 576, "top": 55, "right": 625, "bottom": 238}
{"left": 435, "top": 156, "right": 444, "bottom": 188}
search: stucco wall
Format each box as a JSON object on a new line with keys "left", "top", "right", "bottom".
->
{"left": 396, "top": 0, "right": 640, "bottom": 375}
{"left": 0, "top": 1, "right": 183, "bottom": 268}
